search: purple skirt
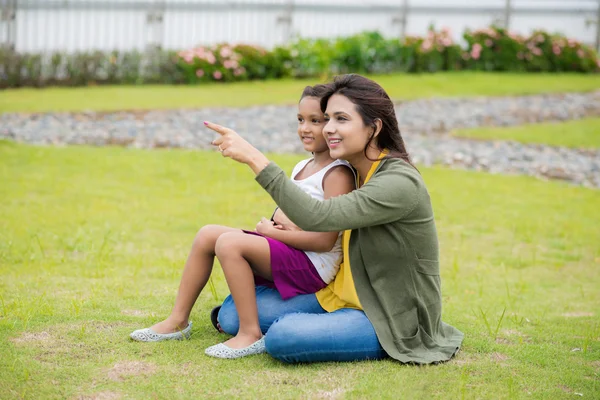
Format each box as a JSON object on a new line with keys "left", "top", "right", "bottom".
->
{"left": 243, "top": 230, "right": 326, "bottom": 300}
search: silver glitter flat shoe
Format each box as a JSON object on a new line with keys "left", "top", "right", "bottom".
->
{"left": 129, "top": 322, "right": 192, "bottom": 342}
{"left": 204, "top": 337, "right": 266, "bottom": 359}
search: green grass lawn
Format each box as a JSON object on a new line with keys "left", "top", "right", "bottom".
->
{"left": 1, "top": 141, "right": 599, "bottom": 399}
{"left": 2, "top": 72, "right": 600, "bottom": 114}
{"left": 452, "top": 118, "right": 600, "bottom": 149}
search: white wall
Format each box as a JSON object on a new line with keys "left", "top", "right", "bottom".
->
{"left": 2, "top": 0, "right": 598, "bottom": 53}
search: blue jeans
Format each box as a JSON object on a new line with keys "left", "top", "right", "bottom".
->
{"left": 218, "top": 285, "right": 386, "bottom": 363}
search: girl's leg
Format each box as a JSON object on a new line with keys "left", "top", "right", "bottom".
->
{"left": 265, "top": 308, "right": 386, "bottom": 363}
{"left": 150, "top": 225, "right": 241, "bottom": 334}
{"left": 213, "top": 231, "right": 274, "bottom": 348}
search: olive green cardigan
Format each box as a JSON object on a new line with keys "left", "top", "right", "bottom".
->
{"left": 256, "top": 158, "right": 464, "bottom": 364}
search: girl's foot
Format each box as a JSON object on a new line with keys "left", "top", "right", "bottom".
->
{"left": 204, "top": 336, "right": 266, "bottom": 359}
{"left": 222, "top": 332, "right": 263, "bottom": 349}
{"left": 150, "top": 318, "right": 189, "bottom": 334}
{"left": 129, "top": 321, "right": 192, "bottom": 342}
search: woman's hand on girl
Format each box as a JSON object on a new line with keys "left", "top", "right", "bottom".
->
{"left": 256, "top": 217, "right": 283, "bottom": 237}
{"left": 204, "top": 121, "right": 270, "bottom": 175}
{"left": 272, "top": 209, "right": 301, "bottom": 232}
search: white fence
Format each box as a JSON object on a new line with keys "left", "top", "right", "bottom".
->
{"left": 1, "top": 0, "right": 599, "bottom": 53}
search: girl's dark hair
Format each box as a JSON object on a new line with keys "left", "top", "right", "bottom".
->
{"left": 319, "top": 74, "right": 415, "bottom": 168}
{"left": 299, "top": 84, "right": 332, "bottom": 101}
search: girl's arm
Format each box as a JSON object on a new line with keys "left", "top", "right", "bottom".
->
{"left": 256, "top": 221, "right": 338, "bottom": 252}
{"left": 256, "top": 165, "right": 355, "bottom": 252}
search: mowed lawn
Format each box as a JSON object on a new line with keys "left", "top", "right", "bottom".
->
{"left": 452, "top": 117, "right": 600, "bottom": 149}
{"left": 2, "top": 72, "right": 600, "bottom": 114}
{"left": 1, "top": 141, "right": 599, "bottom": 399}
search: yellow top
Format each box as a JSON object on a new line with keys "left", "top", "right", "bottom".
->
{"left": 315, "top": 152, "right": 387, "bottom": 312}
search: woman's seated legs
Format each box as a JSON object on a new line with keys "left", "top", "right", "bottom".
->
{"left": 218, "top": 286, "right": 325, "bottom": 335}
{"left": 265, "top": 308, "right": 386, "bottom": 363}
{"left": 218, "top": 286, "right": 386, "bottom": 363}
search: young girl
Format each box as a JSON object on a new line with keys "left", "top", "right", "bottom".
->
{"left": 130, "top": 85, "right": 355, "bottom": 359}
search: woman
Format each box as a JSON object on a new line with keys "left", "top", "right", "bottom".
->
{"left": 206, "top": 74, "right": 464, "bottom": 364}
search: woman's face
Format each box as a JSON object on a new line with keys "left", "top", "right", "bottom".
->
{"left": 323, "top": 94, "right": 374, "bottom": 161}
{"left": 297, "top": 96, "right": 328, "bottom": 154}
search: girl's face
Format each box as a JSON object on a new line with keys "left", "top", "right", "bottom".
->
{"left": 297, "top": 96, "right": 329, "bottom": 154}
{"left": 323, "top": 94, "right": 374, "bottom": 161}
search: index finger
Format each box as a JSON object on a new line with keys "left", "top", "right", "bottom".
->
{"left": 203, "top": 121, "right": 232, "bottom": 136}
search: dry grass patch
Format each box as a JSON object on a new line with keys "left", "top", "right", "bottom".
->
{"left": 490, "top": 352, "right": 510, "bottom": 363}
{"left": 316, "top": 387, "right": 346, "bottom": 399}
{"left": 562, "top": 312, "right": 595, "bottom": 318}
{"left": 120, "top": 309, "right": 149, "bottom": 317}
{"left": 11, "top": 331, "right": 51, "bottom": 344}
{"left": 107, "top": 361, "right": 157, "bottom": 382}
{"left": 77, "top": 391, "right": 122, "bottom": 400}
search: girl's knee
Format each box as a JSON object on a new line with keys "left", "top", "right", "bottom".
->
{"left": 214, "top": 231, "right": 243, "bottom": 258}
{"left": 193, "top": 224, "right": 221, "bottom": 251}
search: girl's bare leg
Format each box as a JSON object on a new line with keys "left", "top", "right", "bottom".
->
{"left": 150, "top": 225, "right": 241, "bottom": 334}
{"left": 214, "top": 231, "right": 273, "bottom": 348}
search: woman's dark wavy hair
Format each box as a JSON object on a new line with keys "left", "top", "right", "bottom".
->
{"left": 319, "top": 74, "right": 415, "bottom": 169}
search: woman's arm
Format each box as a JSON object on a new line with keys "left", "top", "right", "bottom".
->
{"left": 205, "top": 121, "right": 422, "bottom": 232}
{"left": 256, "top": 165, "right": 356, "bottom": 251}
{"left": 256, "top": 161, "right": 423, "bottom": 232}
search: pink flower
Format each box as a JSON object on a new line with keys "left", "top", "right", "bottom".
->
{"left": 196, "top": 69, "right": 204, "bottom": 78}
{"left": 441, "top": 37, "right": 452, "bottom": 47}
{"left": 470, "top": 43, "right": 482, "bottom": 60}
{"left": 485, "top": 39, "right": 493, "bottom": 47}
{"left": 597, "top": 60, "right": 600, "bottom": 68}
{"left": 233, "top": 67, "right": 246, "bottom": 76}
{"left": 421, "top": 40, "right": 433, "bottom": 52}
{"left": 223, "top": 60, "right": 239, "bottom": 69}
{"left": 213, "top": 70, "right": 223, "bottom": 80}
{"left": 194, "top": 47, "right": 206, "bottom": 57}
{"left": 205, "top": 53, "right": 216, "bottom": 65}
{"left": 577, "top": 49, "right": 585, "bottom": 58}
{"left": 531, "top": 47, "right": 542, "bottom": 56}
{"left": 178, "top": 50, "right": 195, "bottom": 64}
{"left": 461, "top": 52, "right": 470, "bottom": 60}
{"left": 552, "top": 45, "right": 561, "bottom": 56}
{"left": 220, "top": 47, "right": 233, "bottom": 58}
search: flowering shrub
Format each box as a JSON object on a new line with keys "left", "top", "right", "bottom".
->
{"left": 1, "top": 26, "right": 598, "bottom": 88}
{"left": 234, "top": 44, "right": 292, "bottom": 80}
{"left": 463, "top": 26, "right": 599, "bottom": 73}
{"left": 176, "top": 43, "right": 247, "bottom": 83}
{"left": 412, "top": 27, "right": 463, "bottom": 72}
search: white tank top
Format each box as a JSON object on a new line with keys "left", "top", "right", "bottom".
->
{"left": 290, "top": 158, "right": 354, "bottom": 284}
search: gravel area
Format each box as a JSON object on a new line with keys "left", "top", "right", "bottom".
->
{"left": 2, "top": 91, "right": 599, "bottom": 187}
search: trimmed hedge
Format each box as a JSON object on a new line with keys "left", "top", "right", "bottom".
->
{"left": 1, "top": 26, "right": 598, "bottom": 88}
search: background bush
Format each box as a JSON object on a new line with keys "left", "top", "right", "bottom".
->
{"left": 1, "top": 26, "right": 598, "bottom": 88}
